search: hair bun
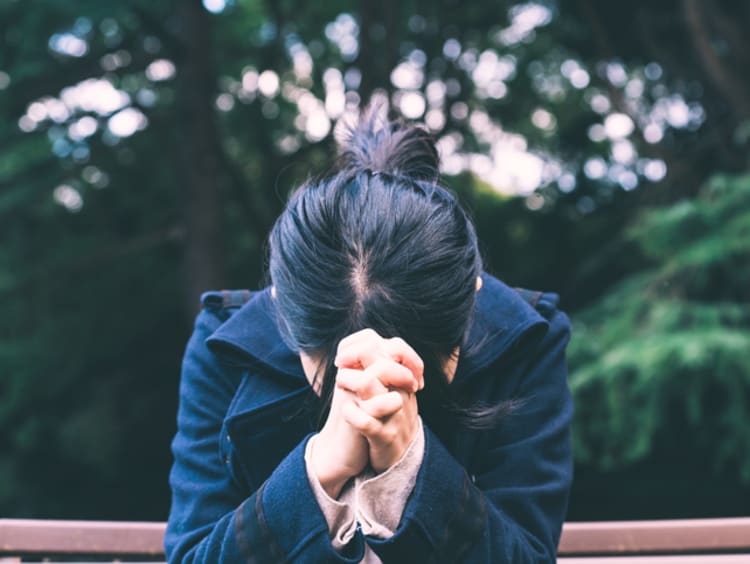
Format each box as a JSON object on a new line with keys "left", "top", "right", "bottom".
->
{"left": 336, "top": 103, "right": 440, "bottom": 182}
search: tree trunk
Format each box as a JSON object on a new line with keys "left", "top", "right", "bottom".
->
{"left": 683, "top": 0, "right": 750, "bottom": 121}
{"left": 174, "top": 0, "right": 226, "bottom": 318}
{"left": 356, "top": 0, "right": 399, "bottom": 105}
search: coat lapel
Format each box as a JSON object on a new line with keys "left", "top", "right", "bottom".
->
{"left": 205, "top": 290, "right": 314, "bottom": 489}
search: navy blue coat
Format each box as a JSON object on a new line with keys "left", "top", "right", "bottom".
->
{"left": 165, "top": 273, "right": 573, "bottom": 563}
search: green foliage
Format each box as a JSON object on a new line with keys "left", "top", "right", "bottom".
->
{"left": 569, "top": 173, "right": 750, "bottom": 482}
{"left": 1, "top": 0, "right": 749, "bottom": 520}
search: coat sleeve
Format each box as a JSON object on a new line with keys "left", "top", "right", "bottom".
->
{"left": 366, "top": 306, "right": 573, "bottom": 563}
{"left": 164, "top": 309, "right": 366, "bottom": 563}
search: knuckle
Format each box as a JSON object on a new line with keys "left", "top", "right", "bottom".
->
{"left": 383, "top": 427, "right": 397, "bottom": 443}
{"left": 336, "top": 338, "right": 350, "bottom": 356}
{"left": 371, "top": 404, "right": 388, "bottom": 418}
{"left": 365, "top": 360, "right": 388, "bottom": 382}
{"left": 334, "top": 371, "right": 344, "bottom": 387}
{"left": 388, "top": 336, "right": 408, "bottom": 349}
{"left": 371, "top": 358, "right": 392, "bottom": 372}
{"left": 397, "top": 362, "right": 413, "bottom": 378}
{"left": 362, "top": 328, "right": 379, "bottom": 339}
{"left": 393, "top": 392, "right": 405, "bottom": 409}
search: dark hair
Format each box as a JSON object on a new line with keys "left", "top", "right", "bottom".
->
{"left": 269, "top": 106, "right": 500, "bottom": 429}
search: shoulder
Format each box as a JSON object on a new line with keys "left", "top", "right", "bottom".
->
{"left": 182, "top": 289, "right": 260, "bottom": 368}
{"left": 191, "top": 287, "right": 306, "bottom": 381}
{"left": 476, "top": 272, "right": 565, "bottom": 324}
{"left": 199, "top": 289, "right": 256, "bottom": 321}
{"left": 461, "top": 273, "right": 569, "bottom": 373}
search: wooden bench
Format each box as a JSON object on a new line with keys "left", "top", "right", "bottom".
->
{"left": 1, "top": 517, "right": 749, "bottom": 562}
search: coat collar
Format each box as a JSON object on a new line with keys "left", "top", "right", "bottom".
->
{"left": 205, "top": 273, "right": 549, "bottom": 385}
{"left": 206, "top": 288, "right": 306, "bottom": 380}
{"left": 454, "top": 274, "right": 549, "bottom": 383}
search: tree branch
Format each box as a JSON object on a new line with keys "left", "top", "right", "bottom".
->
{"left": 682, "top": 0, "right": 750, "bottom": 120}
{"left": 577, "top": 0, "right": 695, "bottom": 204}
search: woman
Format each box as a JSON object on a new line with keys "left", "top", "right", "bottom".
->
{"left": 165, "top": 107, "right": 573, "bottom": 563}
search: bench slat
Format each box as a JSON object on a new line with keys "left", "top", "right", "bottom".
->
{"left": 558, "top": 518, "right": 750, "bottom": 555}
{"left": 2, "top": 518, "right": 749, "bottom": 557}
{"left": 0, "top": 520, "right": 166, "bottom": 555}
{"left": 559, "top": 557, "right": 750, "bottom": 563}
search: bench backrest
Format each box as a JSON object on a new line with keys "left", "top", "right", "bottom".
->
{"left": 1, "top": 518, "right": 749, "bottom": 561}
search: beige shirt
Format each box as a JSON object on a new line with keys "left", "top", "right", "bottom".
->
{"left": 304, "top": 418, "right": 426, "bottom": 563}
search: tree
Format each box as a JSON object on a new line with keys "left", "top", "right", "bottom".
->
{"left": 568, "top": 172, "right": 750, "bottom": 518}
{"left": 0, "top": 0, "right": 748, "bottom": 518}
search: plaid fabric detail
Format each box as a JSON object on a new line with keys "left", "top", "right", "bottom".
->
{"left": 234, "top": 482, "right": 287, "bottom": 564}
{"left": 514, "top": 287, "right": 543, "bottom": 309}
{"left": 222, "top": 289, "right": 253, "bottom": 308}
{"left": 433, "top": 473, "right": 487, "bottom": 562}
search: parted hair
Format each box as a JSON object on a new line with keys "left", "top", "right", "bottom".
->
{"left": 268, "top": 105, "right": 492, "bottom": 427}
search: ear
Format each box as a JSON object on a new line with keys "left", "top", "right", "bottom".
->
{"left": 475, "top": 276, "right": 483, "bottom": 292}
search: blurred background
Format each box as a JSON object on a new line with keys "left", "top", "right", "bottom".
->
{"left": 1, "top": 0, "right": 749, "bottom": 522}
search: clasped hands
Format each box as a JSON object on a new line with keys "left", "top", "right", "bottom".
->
{"left": 310, "top": 329, "right": 424, "bottom": 499}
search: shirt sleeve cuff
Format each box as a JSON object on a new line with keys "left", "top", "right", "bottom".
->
{"left": 304, "top": 434, "right": 359, "bottom": 551}
{"left": 355, "top": 417, "right": 425, "bottom": 538}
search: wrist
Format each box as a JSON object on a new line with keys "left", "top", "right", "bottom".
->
{"left": 310, "top": 434, "right": 356, "bottom": 498}
{"left": 370, "top": 416, "right": 420, "bottom": 473}
{"left": 316, "top": 468, "right": 350, "bottom": 499}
